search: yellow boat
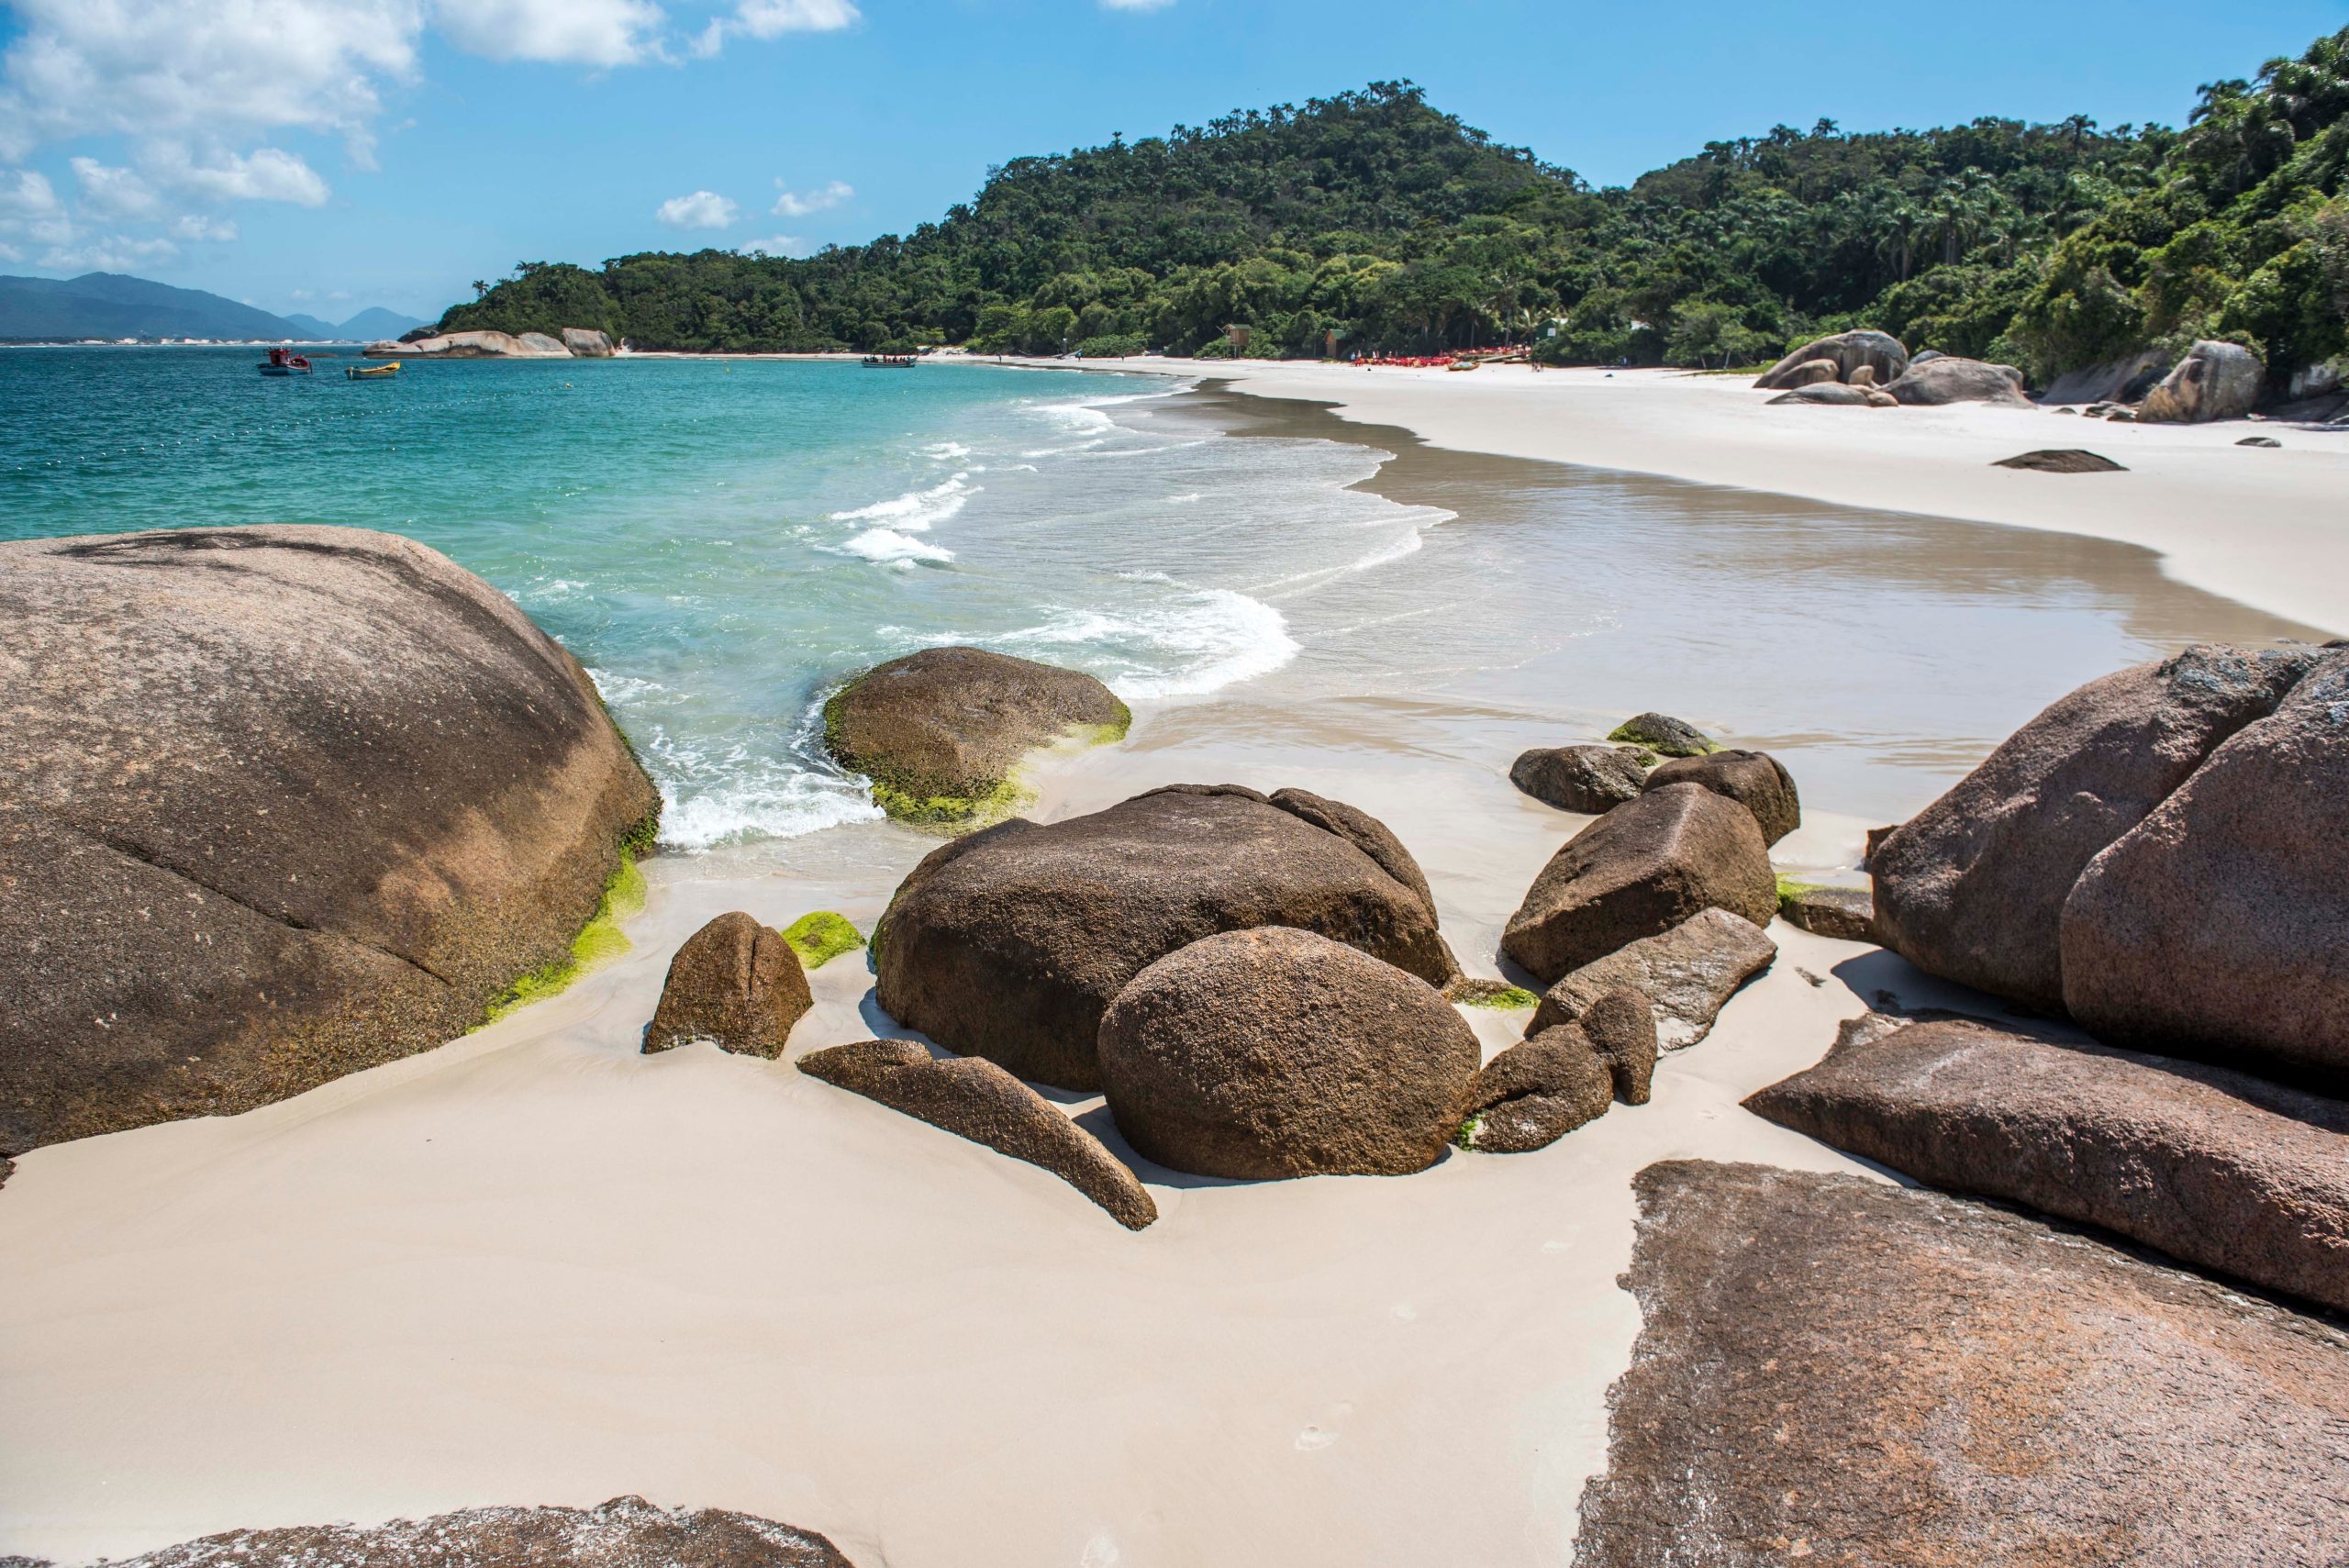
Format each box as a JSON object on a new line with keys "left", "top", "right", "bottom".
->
{"left": 345, "top": 361, "right": 401, "bottom": 380}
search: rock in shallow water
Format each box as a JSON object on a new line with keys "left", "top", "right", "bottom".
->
{"left": 1097, "top": 927, "right": 1478, "bottom": 1179}
{"left": 1605, "top": 712, "right": 1715, "bottom": 757}
{"left": 644, "top": 912, "right": 812, "bottom": 1057}
{"left": 876, "top": 785, "right": 1456, "bottom": 1090}
{"left": 1502, "top": 784, "right": 1777, "bottom": 985}
{"left": 822, "top": 644, "right": 1129, "bottom": 824}
{"left": 1531, "top": 906, "right": 1776, "bottom": 1051}
{"left": 1992, "top": 447, "right": 2127, "bottom": 472}
{"left": 798, "top": 1040, "right": 1156, "bottom": 1229}
{"left": 1575, "top": 1161, "right": 2349, "bottom": 1568}
{"left": 1508, "top": 743, "right": 1653, "bottom": 814}
{"left": 0, "top": 526, "right": 660, "bottom": 1158}
{"left": 1745, "top": 1014, "right": 2349, "bottom": 1312}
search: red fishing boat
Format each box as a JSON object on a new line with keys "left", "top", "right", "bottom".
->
{"left": 257, "top": 346, "right": 313, "bottom": 376}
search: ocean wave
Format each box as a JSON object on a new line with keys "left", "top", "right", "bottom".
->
{"left": 645, "top": 731, "right": 882, "bottom": 851}
{"left": 828, "top": 473, "right": 974, "bottom": 528}
{"left": 585, "top": 667, "right": 671, "bottom": 706}
{"left": 999, "top": 586, "right": 1298, "bottom": 699}
{"left": 924, "top": 440, "right": 973, "bottom": 461}
{"left": 840, "top": 527, "right": 955, "bottom": 566}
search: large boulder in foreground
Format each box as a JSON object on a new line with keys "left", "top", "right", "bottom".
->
{"left": 1884, "top": 355, "right": 2029, "bottom": 406}
{"left": 798, "top": 1039, "right": 1156, "bottom": 1229}
{"left": 0, "top": 527, "right": 659, "bottom": 1157}
{"left": 1753, "top": 329, "right": 1909, "bottom": 390}
{"left": 2060, "top": 649, "right": 2349, "bottom": 1084}
{"left": 644, "top": 912, "right": 811, "bottom": 1058}
{"left": 876, "top": 785, "right": 1456, "bottom": 1090}
{"left": 1097, "top": 927, "right": 1478, "bottom": 1179}
{"left": 25, "top": 1495, "right": 852, "bottom": 1568}
{"left": 1531, "top": 906, "right": 1776, "bottom": 1051}
{"left": 2139, "top": 339, "right": 2263, "bottom": 424}
{"left": 1502, "top": 784, "right": 1776, "bottom": 985}
{"left": 1509, "top": 744, "right": 1652, "bottom": 813}
{"left": 823, "top": 645, "right": 1129, "bottom": 823}
{"left": 1746, "top": 1015, "right": 2349, "bottom": 1312}
{"left": 1642, "top": 748, "right": 1799, "bottom": 844}
{"left": 1575, "top": 1161, "right": 2349, "bottom": 1568}
{"left": 1870, "top": 644, "right": 2318, "bottom": 1014}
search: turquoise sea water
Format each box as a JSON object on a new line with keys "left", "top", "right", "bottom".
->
{"left": 0, "top": 348, "right": 1443, "bottom": 847}
{"left": 5, "top": 346, "right": 2306, "bottom": 846}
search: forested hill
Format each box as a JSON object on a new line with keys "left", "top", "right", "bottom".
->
{"left": 441, "top": 30, "right": 2349, "bottom": 385}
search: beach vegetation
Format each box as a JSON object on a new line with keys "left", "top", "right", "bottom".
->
{"left": 441, "top": 28, "right": 2349, "bottom": 391}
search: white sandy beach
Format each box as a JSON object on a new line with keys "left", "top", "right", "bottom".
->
{"left": 1, "top": 365, "right": 2339, "bottom": 1565}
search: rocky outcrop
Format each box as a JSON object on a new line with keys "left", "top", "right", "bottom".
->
{"left": 1993, "top": 448, "right": 2126, "bottom": 472}
{"left": 1870, "top": 644, "right": 2318, "bottom": 1015}
{"left": 2139, "top": 339, "right": 2264, "bottom": 423}
{"left": 1502, "top": 784, "right": 1777, "bottom": 984}
{"left": 1885, "top": 355, "right": 2029, "bottom": 405}
{"left": 1767, "top": 382, "right": 1898, "bottom": 406}
{"left": 644, "top": 912, "right": 812, "bottom": 1057}
{"left": 1745, "top": 1016, "right": 2349, "bottom": 1313}
{"left": 1531, "top": 906, "right": 1776, "bottom": 1051}
{"left": 798, "top": 1039, "right": 1156, "bottom": 1228}
{"left": 2040, "top": 348, "right": 2170, "bottom": 407}
{"left": 1097, "top": 927, "right": 1478, "bottom": 1179}
{"left": 1753, "top": 329, "right": 1909, "bottom": 390}
{"left": 1458, "top": 1026, "right": 1613, "bottom": 1151}
{"left": 0, "top": 526, "right": 659, "bottom": 1158}
{"left": 1509, "top": 744, "right": 1652, "bottom": 813}
{"left": 875, "top": 785, "right": 1456, "bottom": 1090}
{"left": 562, "top": 327, "right": 616, "bottom": 357}
{"left": 1605, "top": 712, "right": 1714, "bottom": 757}
{"left": 365, "top": 329, "right": 573, "bottom": 358}
{"left": 24, "top": 1495, "right": 854, "bottom": 1567}
{"left": 823, "top": 645, "right": 1129, "bottom": 823}
{"left": 2059, "top": 649, "right": 2349, "bottom": 1084}
{"left": 1776, "top": 357, "right": 1840, "bottom": 388}
{"left": 1642, "top": 748, "right": 1799, "bottom": 844}
{"left": 1575, "top": 1161, "right": 2349, "bottom": 1568}
{"left": 1265, "top": 786, "right": 1439, "bottom": 923}
{"left": 1775, "top": 882, "right": 1877, "bottom": 941}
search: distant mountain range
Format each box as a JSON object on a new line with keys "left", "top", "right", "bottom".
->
{"left": 0, "top": 272, "right": 425, "bottom": 341}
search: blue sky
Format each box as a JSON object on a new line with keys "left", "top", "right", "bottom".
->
{"left": 1, "top": 0, "right": 2342, "bottom": 323}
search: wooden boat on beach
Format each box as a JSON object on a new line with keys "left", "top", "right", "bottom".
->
{"left": 346, "top": 361, "right": 400, "bottom": 380}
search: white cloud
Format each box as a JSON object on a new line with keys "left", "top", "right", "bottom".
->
{"left": 171, "top": 214, "right": 238, "bottom": 242}
{"left": 658, "top": 189, "right": 740, "bottom": 228}
{"left": 772, "top": 177, "right": 852, "bottom": 217}
{"left": 1100, "top": 0, "right": 1177, "bottom": 10}
{"left": 695, "top": 0, "right": 859, "bottom": 54}
{"left": 429, "top": 0, "right": 669, "bottom": 68}
{"left": 70, "top": 157, "right": 161, "bottom": 219}
{"left": 148, "top": 145, "right": 332, "bottom": 206}
{"left": 0, "top": 240, "right": 20, "bottom": 261}
{"left": 736, "top": 233, "right": 807, "bottom": 257}
{"left": 41, "top": 232, "right": 181, "bottom": 272}
{"left": 0, "top": 167, "right": 72, "bottom": 245}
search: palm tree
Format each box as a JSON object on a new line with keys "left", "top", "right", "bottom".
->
{"left": 471, "top": 279, "right": 489, "bottom": 298}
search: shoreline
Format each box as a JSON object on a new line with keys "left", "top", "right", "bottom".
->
{"left": 1, "top": 370, "right": 2339, "bottom": 1565}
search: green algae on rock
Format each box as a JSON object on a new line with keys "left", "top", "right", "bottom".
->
{"left": 782, "top": 911, "right": 866, "bottom": 969}
{"left": 823, "top": 645, "right": 1130, "bottom": 828}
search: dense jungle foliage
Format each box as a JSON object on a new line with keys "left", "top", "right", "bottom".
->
{"left": 440, "top": 29, "right": 2349, "bottom": 384}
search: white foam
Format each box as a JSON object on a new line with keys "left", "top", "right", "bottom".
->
{"left": 999, "top": 587, "right": 1299, "bottom": 699}
{"left": 828, "top": 473, "right": 974, "bottom": 528}
{"left": 840, "top": 528, "right": 954, "bottom": 566}
{"left": 658, "top": 777, "right": 883, "bottom": 851}
{"left": 584, "top": 668, "right": 670, "bottom": 706}
{"left": 924, "top": 440, "right": 973, "bottom": 461}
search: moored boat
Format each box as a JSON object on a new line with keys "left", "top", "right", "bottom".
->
{"left": 346, "top": 361, "right": 400, "bottom": 380}
{"left": 860, "top": 353, "right": 918, "bottom": 369}
{"left": 257, "top": 347, "right": 314, "bottom": 376}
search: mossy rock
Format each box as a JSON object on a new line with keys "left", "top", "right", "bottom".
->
{"left": 824, "top": 645, "right": 1130, "bottom": 828}
{"left": 1607, "top": 712, "right": 1719, "bottom": 758}
{"left": 783, "top": 910, "right": 865, "bottom": 969}
{"left": 1445, "top": 977, "right": 1541, "bottom": 1009}
{"left": 486, "top": 853, "right": 648, "bottom": 1021}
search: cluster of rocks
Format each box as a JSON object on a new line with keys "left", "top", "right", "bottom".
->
{"left": 0, "top": 526, "right": 661, "bottom": 1168}
{"left": 1741, "top": 640, "right": 2349, "bottom": 1318}
{"left": 363, "top": 327, "right": 617, "bottom": 359}
{"left": 1754, "top": 330, "right": 2031, "bottom": 409}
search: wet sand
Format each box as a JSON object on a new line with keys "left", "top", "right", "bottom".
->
{"left": 0, "top": 384, "right": 2331, "bottom": 1566}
